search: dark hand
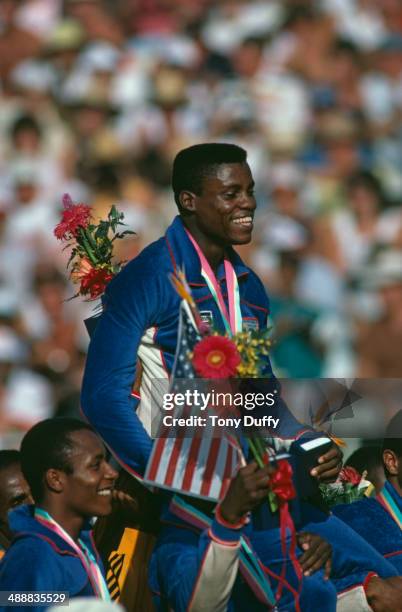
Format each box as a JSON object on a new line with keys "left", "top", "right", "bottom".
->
{"left": 310, "top": 442, "right": 343, "bottom": 483}
{"left": 112, "top": 489, "right": 139, "bottom": 516}
{"left": 297, "top": 532, "right": 332, "bottom": 579}
{"left": 365, "top": 576, "right": 402, "bottom": 612}
{"left": 219, "top": 461, "right": 275, "bottom": 525}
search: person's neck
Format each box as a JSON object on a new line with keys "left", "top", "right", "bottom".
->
{"left": 38, "top": 501, "right": 84, "bottom": 542}
{"left": 183, "top": 219, "right": 225, "bottom": 274}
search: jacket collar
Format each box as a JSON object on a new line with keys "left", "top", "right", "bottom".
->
{"left": 8, "top": 504, "right": 95, "bottom": 557}
{"left": 384, "top": 480, "right": 402, "bottom": 511}
{"left": 165, "top": 215, "right": 250, "bottom": 286}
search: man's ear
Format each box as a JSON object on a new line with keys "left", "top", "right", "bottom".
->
{"left": 383, "top": 449, "right": 399, "bottom": 476}
{"left": 179, "top": 190, "right": 197, "bottom": 213}
{"left": 45, "top": 468, "right": 65, "bottom": 494}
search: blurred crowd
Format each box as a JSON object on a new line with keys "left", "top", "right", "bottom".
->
{"left": 1, "top": 0, "right": 402, "bottom": 447}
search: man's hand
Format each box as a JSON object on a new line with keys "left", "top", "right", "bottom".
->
{"left": 219, "top": 461, "right": 275, "bottom": 525}
{"left": 365, "top": 576, "right": 402, "bottom": 612}
{"left": 297, "top": 532, "right": 332, "bottom": 579}
{"left": 310, "top": 442, "right": 343, "bottom": 483}
{"left": 112, "top": 488, "right": 139, "bottom": 514}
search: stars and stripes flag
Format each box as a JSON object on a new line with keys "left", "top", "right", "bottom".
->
{"left": 143, "top": 301, "right": 243, "bottom": 501}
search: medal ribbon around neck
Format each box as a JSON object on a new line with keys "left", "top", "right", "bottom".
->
{"left": 170, "top": 495, "right": 276, "bottom": 607}
{"left": 377, "top": 486, "right": 402, "bottom": 530}
{"left": 185, "top": 229, "right": 242, "bottom": 336}
{"left": 35, "top": 508, "right": 111, "bottom": 600}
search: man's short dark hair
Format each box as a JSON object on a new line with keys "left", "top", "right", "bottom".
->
{"left": 172, "top": 143, "right": 247, "bottom": 208}
{"left": 20, "top": 418, "right": 94, "bottom": 502}
{"left": 382, "top": 410, "right": 402, "bottom": 457}
{"left": 345, "top": 446, "right": 383, "bottom": 473}
{"left": 0, "top": 450, "right": 20, "bottom": 474}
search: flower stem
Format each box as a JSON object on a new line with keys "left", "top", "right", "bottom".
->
{"left": 247, "top": 436, "right": 278, "bottom": 512}
{"left": 84, "top": 228, "right": 99, "bottom": 254}
{"left": 78, "top": 228, "right": 98, "bottom": 265}
{"left": 247, "top": 437, "right": 264, "bottom": 468}
{"left": 255, "top": 436, "right": 267, "bottom": 458}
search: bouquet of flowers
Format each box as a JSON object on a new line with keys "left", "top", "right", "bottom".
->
{"left": 191, "top": 327, "right": 272, "bottom": 379}
{"left": 54, "top": 194, "right": 134, "bottom": 300}
{"left": 171, "top": 268, "right": 272, "bottom": 379}
{"left": 319, "top": 466, "right": 371, "bottom": 508}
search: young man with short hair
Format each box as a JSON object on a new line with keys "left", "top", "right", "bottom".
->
{"left": 0, "top": 418, "right": 117, "bottom": 608}
{"left": 0, "top": 450, "right": 32, "bottom": 557}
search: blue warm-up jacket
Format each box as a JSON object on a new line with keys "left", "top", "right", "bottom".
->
{"left": 0, "top": 505, "right": 103, "bottom": 611}
{"left": 334, "top": 481, "right": 402, "bottom": 573}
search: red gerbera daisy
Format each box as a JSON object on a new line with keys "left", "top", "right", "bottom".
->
{"left": 192, "top": 335, "right": 241, "bottom": 379}
{"left": 80, "top": 268, "right": 114, "bottom": 299}
{"left": 54, "top": 193, "right": 92, "bottom": 240}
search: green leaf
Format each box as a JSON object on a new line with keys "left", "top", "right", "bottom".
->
{"left": 118, "top": 229, "right": 136, "bottom": 237}
{"left": 268, "top": 490, "right": 278, "bottom": 513}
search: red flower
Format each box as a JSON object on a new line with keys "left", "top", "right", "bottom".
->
{"left": 338, "top": 466, "right": 361, "bottom": 486}
{"left": 269, "top": 459, "right": 296, "bottom": 502}
{"left": 192, "top": 335, "right": 241, "bottom": 379}
{"left": 54, "top": 193, "right": 91, "bottom": 240}
{"left": 80, "top": 267, "right": 114, "bottom": 299}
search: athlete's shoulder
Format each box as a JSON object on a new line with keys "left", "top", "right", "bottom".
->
{"left": 106, "top": 235, "right": 173, "bottom": 292}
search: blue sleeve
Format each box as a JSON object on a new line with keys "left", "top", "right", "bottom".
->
{"left": 81, "top": 260, "right": 165, "bottom": 477}
{"left": 0, "top": 540, "right": 64, "bottom": 612}
{"left": 150, "top": 519, "right": 241, "bottom": 612}
{"left": 305, "top": 513, "right": 398, "bottom": 592}
{"left": 333, "top": 499, "right": 402, "bottom": 562}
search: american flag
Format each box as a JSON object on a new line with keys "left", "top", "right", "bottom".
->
{"left": 143, "top": 302, "right": 242, "bottom": 501}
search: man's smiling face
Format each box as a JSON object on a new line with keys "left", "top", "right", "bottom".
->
{"left": 189, "top": 162, "right": 256, "bottom": 247}
{"left": 60, "top": 430, "right": 117, "bottom": 519}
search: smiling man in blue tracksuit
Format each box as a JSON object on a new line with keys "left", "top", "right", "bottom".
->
{"left": 81, "top": 143, "right": 400, "bottom": 610}
{"left": 0, "top": 418, "right": 117, "bottom": 610}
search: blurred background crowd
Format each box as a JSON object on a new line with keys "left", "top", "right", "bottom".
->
{"left": 1, "top": 0, "right": 402, "bottom": 450}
